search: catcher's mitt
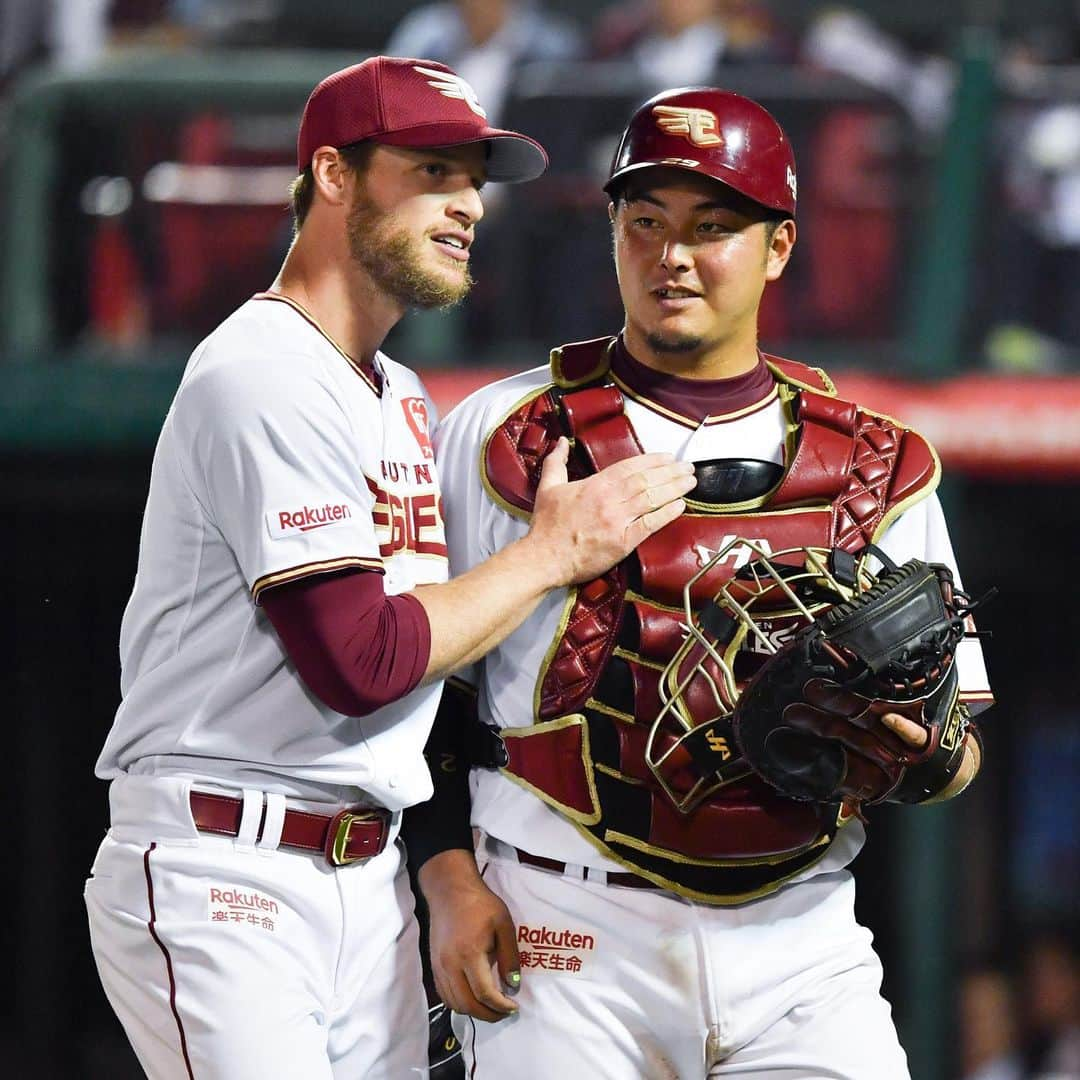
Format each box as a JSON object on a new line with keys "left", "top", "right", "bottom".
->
{"left": 731, "top": 548, "right": 982, "bottom": 805}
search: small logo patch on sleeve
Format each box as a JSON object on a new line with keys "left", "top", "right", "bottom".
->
{"left": 267, "top": 500, "right": 353, "bottom": 540}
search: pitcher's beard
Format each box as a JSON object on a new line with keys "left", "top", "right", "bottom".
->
{"left": 347, "top": 196, "right": 473, "bottom": 309}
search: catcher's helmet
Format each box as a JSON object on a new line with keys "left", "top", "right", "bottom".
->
{"left": 605, "top": 87, "right": 797, "bottom": 217}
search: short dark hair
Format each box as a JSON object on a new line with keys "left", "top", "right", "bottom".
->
{"left": 764, "top": 216, "right": 787, "bottom": 246}
{"left": 289, "top": 141, "right": 375, "bottom": 231}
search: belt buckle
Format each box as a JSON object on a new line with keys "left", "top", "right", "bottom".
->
{"left": 326, "top": 808, "right": 380, "bottom": 867}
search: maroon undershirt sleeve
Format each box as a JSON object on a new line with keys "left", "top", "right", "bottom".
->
{"left": 261, "top": 569, "right": 432, "bottom": 717}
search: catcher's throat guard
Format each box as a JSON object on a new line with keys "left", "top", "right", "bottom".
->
{"left": 647, "top": 539, "right": 980, "bottom": 811}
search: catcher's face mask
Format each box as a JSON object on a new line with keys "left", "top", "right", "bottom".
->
{"left": 646, "top": 540, "right": 873, "bottom": 814}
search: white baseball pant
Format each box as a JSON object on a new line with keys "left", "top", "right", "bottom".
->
{"left": 455, "top": 837, "right": 909, "bottom": 1079}
{"left": 85, "top": 775, "right": 428, "bottom": 1079}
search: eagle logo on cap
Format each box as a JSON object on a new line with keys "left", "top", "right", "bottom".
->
{"left": 653, "top": 105, "right": 722, "bottom": 148}
{"left": 414, "top": 65, "right": 488, "bottom": 119}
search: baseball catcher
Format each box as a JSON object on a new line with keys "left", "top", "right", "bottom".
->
{"left": 405, "top": 83, "right": 994, "bottom": 1079}
{"left": 650, "top": 539, "right": 989, "bottom": 812}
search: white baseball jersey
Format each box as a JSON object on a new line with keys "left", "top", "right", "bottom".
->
{"left": 436, "top": 360, "right": 994, "bottom": 879}
{"left": 96, "top": 292, "right": 449, "bottom": 809}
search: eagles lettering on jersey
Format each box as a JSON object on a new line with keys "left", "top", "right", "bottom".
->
{"left": 366, "top": 475, "right": 447, "bottom": 559}
{"left": 365, "top": 391, "right": 448, "bottom": 559}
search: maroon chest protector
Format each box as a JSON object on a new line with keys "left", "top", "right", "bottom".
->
{"left": 482, "top": 337, "right": 940, "bottom": 903}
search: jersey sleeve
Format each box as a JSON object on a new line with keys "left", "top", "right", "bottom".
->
{"left": 174, "top": 352, "right": 384, "bottom": 602}
{"left": 873, "top": 493, "right": 994, "bottom": 715}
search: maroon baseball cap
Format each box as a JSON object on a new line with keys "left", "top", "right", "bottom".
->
{"left": 296, "top": 56, "right": 548, "bottom": 182}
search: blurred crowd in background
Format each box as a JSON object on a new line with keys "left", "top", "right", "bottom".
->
{"left": 3, "top": 0, "right": 1080, "bottom": 374}
{"left": 0, "top": 4, "right": 1078, "bottom": 1079}
{"left": 959, "top": 928, "right": 1080, "bottom": 1080}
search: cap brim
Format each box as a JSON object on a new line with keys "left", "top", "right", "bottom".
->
{"left": 376, "top": 124, "right": 548, "bottom": 183}
{"left": 604, "top": 159, "right": 708, "bottom": 194}
{"left": 481, "top": 132, "right": 549, "bottom": 183}
{"left": 604, "top": 160, "right": 794, "bottom": 216}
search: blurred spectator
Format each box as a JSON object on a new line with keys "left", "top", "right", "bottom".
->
{"left": 385, "top": 1, "right": 582, "bottom": 122}
{"left": 1021, "top": 928, "right": 1080, "bottom": 1079}
{"left": 1, "top": 2, "right": 179, "bottom": 357}
{"left": 794, "top": 8, "right": 958, "bottom": 344}
{"left": 384, "top": 1, "right": 582, "bottom": 363}
{"left": 1, "top": 0, "right": 111, "bottom": 86}
{"left": 590, "top": 0, "right": 786, "bottom": 88}
{"left": 0, "top": 0, "right": 275, "bottom": 90}
{"left": 983, "top": 21, "right": 1080, "bottom": 371}
{"left": 797, "top": 99, "right": 902, "bottom": 340}
{"left": 801, "top": 6, "right": 954, "bottom": 134}
{"left": 958, "top": 965, "right": 1025, "bottom": 1080}
{"left": 165, "top": 0, "right": 280, "bottom": 45}
{"left": 0, "top": 1, "right": 227, "bottom": 91}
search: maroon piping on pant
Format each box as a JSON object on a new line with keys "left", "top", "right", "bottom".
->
{"left": 468, "top": 1016, "right": 479, "bottom": 1079}
{"left": 467, "top": 868, "right": 485, "bottom": 1077}
{"left": 144, "top": 843, "right": 195, "bottom": 1079}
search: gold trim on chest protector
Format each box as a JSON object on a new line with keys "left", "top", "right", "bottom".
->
{"left": 764, "top": 359, "right": 837, "bottom": 397}
{"left": 594, "top": 762, "right": 650, "bottom": 787}
{"left": 497, "top": 712, "right": 857, "bottom": 904}
{"left": 871, "top": 436, "right": 942, "bottom": 542}
{"left": 498, "top": 714, "right": 602, "bottom": 826}
{"left": 625, "top": 589, "right": 684, "bottom": 615}
{"left": 680, "top": 385, "right": 798, "bottom": 514}
{"left": 593, "top": 760, "right": 751, "bottom": 800}
{"left": 821, "top": 393, "right": 942, "bottom": 543}
{"left": 550, "top": 339, "right": 617, "bottom": 389}
{"left": 604, "top": 826, "right": 833, "bottom": 868}
{"left": 479, "top": 382, "right": 558, "bottom": 525}
{"left": 611, "top": 645, "right": 665, "bottom": 672}
{"left": 778, "top": 380, "right": 941, "bottom": 544}
{"left": 584, "top": 697, "right": 636, "bottom": 725}
{"left": 564, "top": 817, "right": 841, "bottom": 905}
{"left": 533, "top": 585, "right": 580, "bottom": 720}
{"left": 779, "top": 381, "right": 801, "bottom": 481}
{"left": 682, "top": 506, "right": 835, "bottom": 535}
